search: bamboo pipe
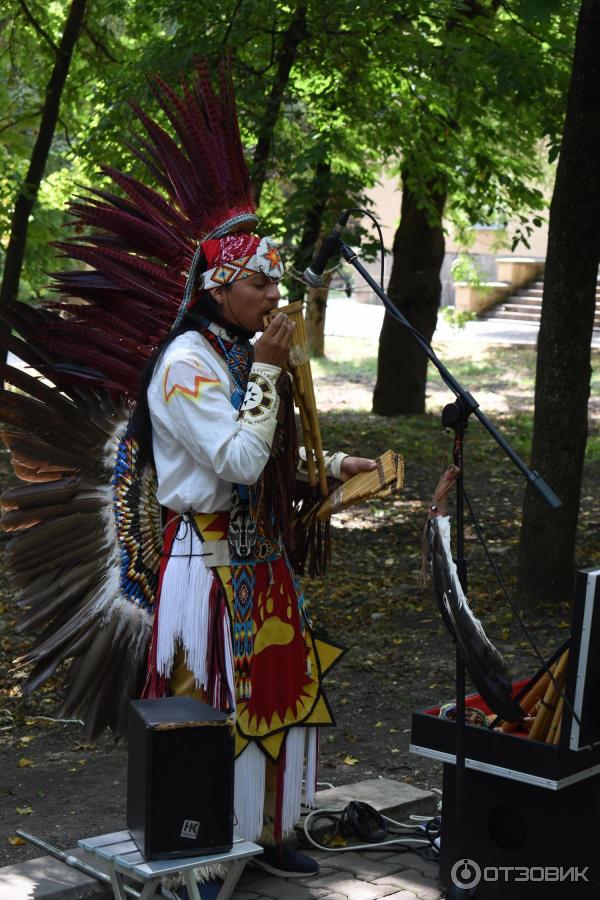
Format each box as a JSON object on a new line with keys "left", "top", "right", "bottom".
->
{"left": 290, "top": 377, "right": 317, "bottom": 490}
{"left": 264, "top": 301, "right": 328, "bottom": 496}
{"left": 529, "top": 681, "right": 558, "bottom": 742}
{"left": 546, "top": 694, "right": 565, "bottom": 745}
{"left": 529, "top": 649, "right": 569, "bottom": 742}
{"left": 500, "top": 669, "right": 553, "bottom": 734}
{"left": 553, "top": 718, "right": 562, "bottom": 745}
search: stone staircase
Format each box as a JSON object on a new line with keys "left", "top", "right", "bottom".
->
{"left": 485, "top": 279, "right": 600, "bottom": 329}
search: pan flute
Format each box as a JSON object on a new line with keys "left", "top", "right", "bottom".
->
{"left": 313, "top": 448, "right": 404, "bottom": 521}
{"left": 264, "top": 304, "right": 404, "bottom": 519}
{"left": 264, "top": 301, "right": 328, "bottom": 496}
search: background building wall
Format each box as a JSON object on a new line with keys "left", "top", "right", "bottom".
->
{"left": 340, "top": 176, "right": 550, "bottom": 306}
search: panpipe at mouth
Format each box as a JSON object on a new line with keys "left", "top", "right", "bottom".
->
{"left": 264, "top": 301, "right": 328, "bottom": 496}
{"left": 498, "top": 646, "right": 570, "bottom": 744}
{"left": 313, "top": 449, "right": 404, "bottom": 521}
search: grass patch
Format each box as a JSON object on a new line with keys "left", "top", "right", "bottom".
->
{"left": 313, "top": 336, "right": 600, "bottom": 460}
{"left": 312, "top": 337, "right": 378, "bottom": 380}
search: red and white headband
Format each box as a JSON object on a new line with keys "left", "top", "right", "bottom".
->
{"left": 201, "top": 234, "right": 284, "bottom": 289}
{"left": 172, "top": 233, "right": 285, "bottom": 330}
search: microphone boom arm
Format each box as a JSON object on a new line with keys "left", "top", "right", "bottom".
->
{"left": 338, "top": 239, "right": 561, "bottom": 510}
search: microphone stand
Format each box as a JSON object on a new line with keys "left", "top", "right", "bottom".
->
{"left": 323, "top": 237, "right": 561, "bottom": 899}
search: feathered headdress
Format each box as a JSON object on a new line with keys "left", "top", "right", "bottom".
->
{"left": 0, "top": 60, "right": 270, "bottom": 739}
{"left": 43, "top": 59, "right": 259, "bottom": 396}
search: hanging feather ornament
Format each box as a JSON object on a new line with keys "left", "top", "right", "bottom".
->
{"left": 423, "top": 466, "right": 523, "bottom": 724}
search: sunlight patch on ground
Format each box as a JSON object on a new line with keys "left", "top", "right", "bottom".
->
{"left": 426, "top": 385, "right": 512, "bottom": 414}
{"left": 330, "top": 498, "right": 427, "bottom": 531}
{"left": 310, "top": 333, "right": 599, "bottom": 423}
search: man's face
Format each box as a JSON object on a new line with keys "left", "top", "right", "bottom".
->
{"left": 212, "top": 273, "right": 281, "bottom": 332}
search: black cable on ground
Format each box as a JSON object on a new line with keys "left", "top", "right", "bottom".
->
{"left": 302, "top": 801, "right": 439, "bottom": 860}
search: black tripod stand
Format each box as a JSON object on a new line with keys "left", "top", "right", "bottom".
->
{"left": 324, "top": 235, "right": 561, "bottom": 898}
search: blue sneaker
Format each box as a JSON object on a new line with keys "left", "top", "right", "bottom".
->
{"left": 251, "top": 844, "right": 319, "bottom": 878}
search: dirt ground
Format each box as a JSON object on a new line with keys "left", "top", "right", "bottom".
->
{"left": 1, "top": 339, "right": 598, "bottom": 866}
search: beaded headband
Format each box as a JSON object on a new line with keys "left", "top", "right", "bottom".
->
{"left": 202, "top": 234, "right": 284, "bottom": 289}
{"left": 172, "top": 234, "right": 284, "bottom": 330}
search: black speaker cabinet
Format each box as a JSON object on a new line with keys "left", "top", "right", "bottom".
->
{"left": 127, "top": 697, "right": 235, "bottom": 859}
{"left": 440, "top": 764, "right": 600, "bottom": 899}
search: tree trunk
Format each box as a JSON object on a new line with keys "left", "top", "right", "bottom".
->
{"left": 372, "top": 172, "right": 446, "bottom": 415}
{"left": 305, "top": 272, "right": 332, "bottom": 358}
{"left": 288, "top": 158, "right": 332, "bottom": 355}
{"left": 517, "top": 0, "right": 600, "bottom": 608}
{"left": 251, "top": 2, "right": 307, "bottom": 204}
{"left": 0, "top": 0, "right": 87, "bottom": 317}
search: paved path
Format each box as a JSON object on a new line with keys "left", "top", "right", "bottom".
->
{"left": 0, "top": 778, "right": 443, "bottom": 900}
{"left": 234, "top": 848, "right": 443, "bottom": 900}
{"left": 324, "top": 295, "right": 600, "bottom": 348}
{"left": 0, "top": 844, "right": 444, "bottom": 900}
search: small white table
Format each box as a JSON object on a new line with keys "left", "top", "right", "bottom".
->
{"left": 78, "top": 831, "right": 262, "bottom": 900}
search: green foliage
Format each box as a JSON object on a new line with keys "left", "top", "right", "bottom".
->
{"left": 0, "top": 0, "right": 582, "bottom": 297}
{"left": 441, "top": 306, "right": 477, "bottom": 330}
{"left": 0, "top": 0, "right": 126, "bottom": 296}
{"left": 450, "top": 253, "right": 487, "bottom": 288}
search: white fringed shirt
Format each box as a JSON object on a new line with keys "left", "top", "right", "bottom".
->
{"left": 148, "top": 326, "right": 347, "bottom": 514}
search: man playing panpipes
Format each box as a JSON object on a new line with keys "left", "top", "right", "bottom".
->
{"left": 0, "top": 60, "right": 377, "bottom": 900}
{"left": 128, "top": 222, "right": 375, "bottom": 896}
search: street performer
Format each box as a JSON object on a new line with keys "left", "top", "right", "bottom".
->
{"left": 130, "top": 233, "right": 375, "bottom": 897}
{"left": 0, "top": 61, "right": 374, "bottom": 900}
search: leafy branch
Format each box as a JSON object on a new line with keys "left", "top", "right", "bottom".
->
{"left": 16, "top": 0, "right": 57, "bottom": 54}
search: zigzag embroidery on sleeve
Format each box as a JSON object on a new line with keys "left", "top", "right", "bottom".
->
{"left": 163, "top": 363, "right": 220, "bottom": 403}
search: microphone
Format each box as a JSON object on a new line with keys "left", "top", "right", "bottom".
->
{"left": 303, "top": 210, "right": 350, "bottom": 287}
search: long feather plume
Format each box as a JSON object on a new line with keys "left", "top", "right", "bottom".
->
{"left": 1, "top": 59, "right": 255, "bottom": 740}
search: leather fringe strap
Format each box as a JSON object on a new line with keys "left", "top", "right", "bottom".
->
{"left": 253, "top": 371, "right": 298, "bottom": 551}
{"left": 206, "top": 576, "right": 235, "bottom": 711}
{"left": 291, "top": 502, "right": 331, "bottom": 577}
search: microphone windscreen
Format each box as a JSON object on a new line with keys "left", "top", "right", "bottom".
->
{"left": 303, "top": 267, "right": 323, "bottom": 287}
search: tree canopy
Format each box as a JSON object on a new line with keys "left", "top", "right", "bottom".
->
{"left": 0, "top": 0, "right": 579, "bottom": 302}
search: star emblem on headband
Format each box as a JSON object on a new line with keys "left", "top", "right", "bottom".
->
{"left": 262, "top": 242, "right": 282, "bottom": 272}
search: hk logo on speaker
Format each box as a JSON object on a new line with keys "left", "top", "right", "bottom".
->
{"left": 180, "top": 819, "right": 200, "bottom": 839}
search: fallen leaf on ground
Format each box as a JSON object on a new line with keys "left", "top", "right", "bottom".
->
{"left": 15, "top": 806, "right": 33, "bottom": 815}
{"left": 18, "top": 758, "right": 34, "bottom": 768}
{"left": 8, "top": 836, "right": 26, "bottom": 846}
{"left": 343, "top": 755, "right": 359, "bottom": 765}
{"left": 329, "top": 835, "right": 347, "bottom": 847}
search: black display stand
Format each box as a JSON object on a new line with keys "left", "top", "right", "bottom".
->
{"left": 439, "top": 765, "right": 600, "bottom": 899}
{"left": 411, "top": 567, "right": 600, "bottom": 899}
